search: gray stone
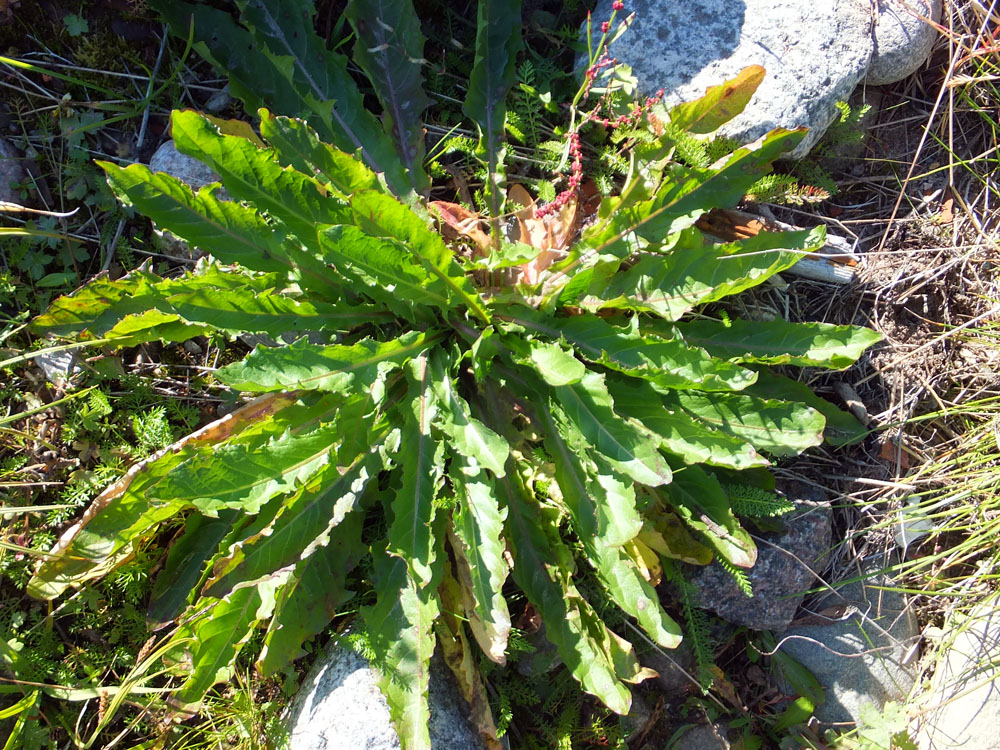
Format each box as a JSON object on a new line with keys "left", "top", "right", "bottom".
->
{"left": 284, "top": 639, "right": 488, "bottom": 750}
{"left": 205, "top": 85, "right": 232, "bottom": 113}
{"left": 776, "top": 555, "right": 921, "bottom": 726}
{"left": 35, "top": 349, "right": 81, "bottom": 385}
{"left": 682, "top": 486, "right": 832, "bottom": 631}
{"left": 917, "top": 593, "right": 1000, "bottom": 750}
{"left": 584, "top": 0, "right": 940, "bottom": 157}
{"left": 641, "top": 640, "right": 700, "bottom": 695}
{"left": 621, "top": 691, "right": 653, "bottom": 740}
{"left": 0, "top": 137, "right": 27, "bottom": 204}
{"left": 148, "top": 140, "right": 221, "bottom": 192}
{"left": 675, "top": 722, "right": 731, "bottom": 750}
{"left": 147, "top": 140, "right": 227, "bottom": 259}
{"left": 867, "top": 0, "right": 942, "bottom": 85}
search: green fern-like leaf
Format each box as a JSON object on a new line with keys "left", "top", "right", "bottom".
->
{"left": 664, "top": 560, "right": 715, "bottom": 692}
{"left": 746, "top": 173, "right": 830, "bottom": 205}
{"left": 718, "top": 557, "right": 753, "bottom": 598}
{"left": 726, "top": 485, "right": 795, "bottom": 517}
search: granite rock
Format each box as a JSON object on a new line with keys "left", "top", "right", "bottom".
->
{"left": 868, "top": 0, "right": 942, "bottom": 85}
{"left": 917, "top": 592, "right": 1000, "bottom": 750}
{"left": 584, "top": 0, "right": 940, "bottom": 157}
{"left": 776, "top": 553, "right": 921, "bottom": 726}
{"left": 681, "top": 484, "right": 832, "bottom": 631}
{"left": 284, "top": 640, "right": 489, "bottom": 750}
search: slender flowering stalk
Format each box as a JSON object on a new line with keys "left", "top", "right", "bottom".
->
{"left": 537, "top": 4, "right": 664, "bottom": 218}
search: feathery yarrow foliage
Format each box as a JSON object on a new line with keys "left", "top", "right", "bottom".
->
{"left": 26, "top": 1, "right": 879, "bottom": 747}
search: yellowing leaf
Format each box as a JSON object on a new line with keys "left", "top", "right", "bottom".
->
{"left": 639, "top": 510, "right": 713, "bottom": 566}
{"left": 622, "top": 537, "right": 662, "bottom": 585}
{"left": 200, "top": 114, "right": 267, "bottom": 148}
{"left": 668, "top": 65, "right": 766, "bottom": 135}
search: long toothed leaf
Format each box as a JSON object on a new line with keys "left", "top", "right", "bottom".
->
{"left": 463, "top": 0, "right": 523, "bottom": 217}
{"left": 387, "top": 356, "right": 446, "bottom": 586}
{"left": 495, "top": 466, "right": 639, "bottom": 715}
{"left": 170, "top": 110, "right": 348, "bottom": 242}
{"left": 259, "top": 110, "right": 383, "bottom": 196}
{"left": 362, "top": 541, "right": 443, "bottom": 750}
{"left": 216, "top": 331, "right": 437, "bottom": 393}
{"left": 669, "top": 318, "right": 883, "bottom": 369}
{"left": 27, "top": 393, "right": 300, "bottom": 600}
{"left": 150, "top": 422, "right": 340, "bottom": 514}
{"left": 607, "top": 376, "right": 768, "bottom": 469}
{"left": 345, "top": 0, "right": 432, "bottom": 192}
{"left": 448, "top": 456, "right": 510, "bottom": 664}
{"left": 257, "top": 509, "right": 366, "bottom": 676}
{"left": 202, "top": 448, "right": 380, "bottom": 599}
{"left": 666, "top": 389, "right": 826, "bottom": 457}
{"left": 536, "top": 401, "right": 683, "bottom": 649}
{"left": 428, "top": 351, "right": 509, "bottom": 477}
{"left": 552, "top": 371, "right": 672, "bottom": 487}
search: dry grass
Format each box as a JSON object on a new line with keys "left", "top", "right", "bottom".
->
{"left": 763, "top": 0, "right": 1000, "bottom": 737}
